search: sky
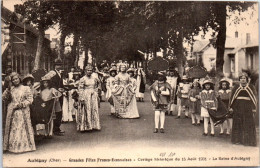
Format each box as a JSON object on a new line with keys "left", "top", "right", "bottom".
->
{"left": 2, "top": 0, "right": 259, "bottom": 43}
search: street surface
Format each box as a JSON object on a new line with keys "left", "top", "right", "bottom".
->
{"left": 3, "top": 88, "right": 259, "bottom": 167}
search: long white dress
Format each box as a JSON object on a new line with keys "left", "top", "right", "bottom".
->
{"left": 136, "top": 69, "right": 146, "bottom": 99}
{"left": 112, "top": 73, "right": 139, "bottom": 119}
{"left": 3, "top": 85, "right": 36, "bottom": 153}
{"left": 62, "top": 79, "right": 73, "bottom": 122}
{"left": 77, "top": 75, "right": 101, "bottom": 131}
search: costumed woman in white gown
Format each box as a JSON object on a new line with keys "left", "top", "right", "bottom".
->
{"left": 112, "top": 64, "right": 139, "bottom": 119}
{"left": 77, "top": 64, "right": 101, "bottom": 132}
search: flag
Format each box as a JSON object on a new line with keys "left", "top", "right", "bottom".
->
{"left": 30, "top": 97, "right": 55, "bottom": 125}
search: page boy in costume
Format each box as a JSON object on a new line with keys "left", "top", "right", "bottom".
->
{"left": 149, "top": 71, "right": 172, "bottom": 133}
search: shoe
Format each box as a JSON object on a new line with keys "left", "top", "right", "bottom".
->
{"left": 160, "top": 128, "right": 164, "bottom": 133}
{"left": 192, "top": 123, "right": 196, "bottom": 126}
{"left": 185, "top": 116, "right": 189, "bottom": 119}
{"left": 153, "top": 128, "right": 158, "bottom": 133}
{"left": 175, "top": 116, "right": 180, "bottom": 119}
{"left": 226, "top": 133, "right": 230, "bottom": 136}
{"left": 169, "top": 112, "right": 173, "bottom": 116}
{"left": 219, "top": 133, "right": 224, "bottom": 135}
{"left": 202, "top": 133, "right": 208, "bottom": 136}
{"left": 165, "top": 112, "right": 169, "bottom": 115}
{"left": 196, "top": 123, "right": 200, "bottom": 126}
{"left": 210, "top": 134, "right": 215, "bottom": 137}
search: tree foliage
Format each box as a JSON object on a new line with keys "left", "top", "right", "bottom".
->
{"left": 14, "top": 1, "right": 257, "bottom": 73}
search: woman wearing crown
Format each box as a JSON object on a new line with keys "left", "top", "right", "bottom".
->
{"left": 112, "top": 64, "right": 139, "bottom": 119}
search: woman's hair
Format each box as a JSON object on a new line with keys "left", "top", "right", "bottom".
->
{"left": 202, "top": 83, "right": 214, "bottom": 90}
{"left": 219, "top": 81, "right": 230, "bottom": 90}
{"left": 10, "top": 72, "right": 22, "bottom": 86}
{"left": 119, "top": 64, "right": 126, "bottom": 72}
{"left": 40, "top": 80, "right": 52, "bottom": 90}
{"left": 239, "top": 75, "right": 249, "bottom": 82}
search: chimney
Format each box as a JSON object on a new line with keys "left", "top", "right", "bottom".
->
{"left": 235, "top": 31, "right": 238, "bottom": 38}
{"left": 246, "top": 33, "right": 251, "bottom": 45}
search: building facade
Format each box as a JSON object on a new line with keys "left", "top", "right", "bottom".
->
{"left": 1, "top": 6, "right": 55, "bottom": 76}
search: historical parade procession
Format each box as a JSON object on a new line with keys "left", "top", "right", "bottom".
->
{"left": 1, "top": 1, "right": 259, "bottom": 166}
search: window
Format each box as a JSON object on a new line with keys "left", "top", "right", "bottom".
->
{"left": 247, "top": 54, "right": 254, "bottom": 69}
{"left": 231, "top": 58, "right": 235, "bottom": 73}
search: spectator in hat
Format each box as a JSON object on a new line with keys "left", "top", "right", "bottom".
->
{"left": 149, "top": 71, "right": 172, "bottom": 133}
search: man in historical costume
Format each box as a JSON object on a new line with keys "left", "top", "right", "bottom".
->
{"left": 229, "top": 72, "right": 258, "bottom": 146}
{"left": 136, "top": 65, "right": 146, "bottom": 102}
{"left": 43, "top": 59, "right": 65, "bottom": 136}
{"left": 166, "top": 67, "right": 181, "bottom": 115}
{"left": 112, "top": 64, "right": 139, "bottom": 119}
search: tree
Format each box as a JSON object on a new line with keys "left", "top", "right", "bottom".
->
{"left": 15, "top": 1, "right": 59, "bottom": 70}
{"left": 206, "top": 2, "right": 256, "bottom": 76}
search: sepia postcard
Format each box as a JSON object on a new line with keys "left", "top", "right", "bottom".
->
{"left": 1, "top": 0, "right": 259, "bottom": 167}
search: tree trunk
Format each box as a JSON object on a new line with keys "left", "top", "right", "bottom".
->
{"left": 83, "top": 45, "right": 89, "bottom": 69}
{"left": 176, "top": 30, "right": 184, "bottom": 77}
{"left": 72, "top": 33, "right": 79, "bottom": 67}
{"left": 215, "top": 2, "right": 227, "bottom": 77}
{"left": 58, "top": 31, "right": 66, "bottom": 60}
{"left": 33, "top": 29, "right": 45, "bottom": 71}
